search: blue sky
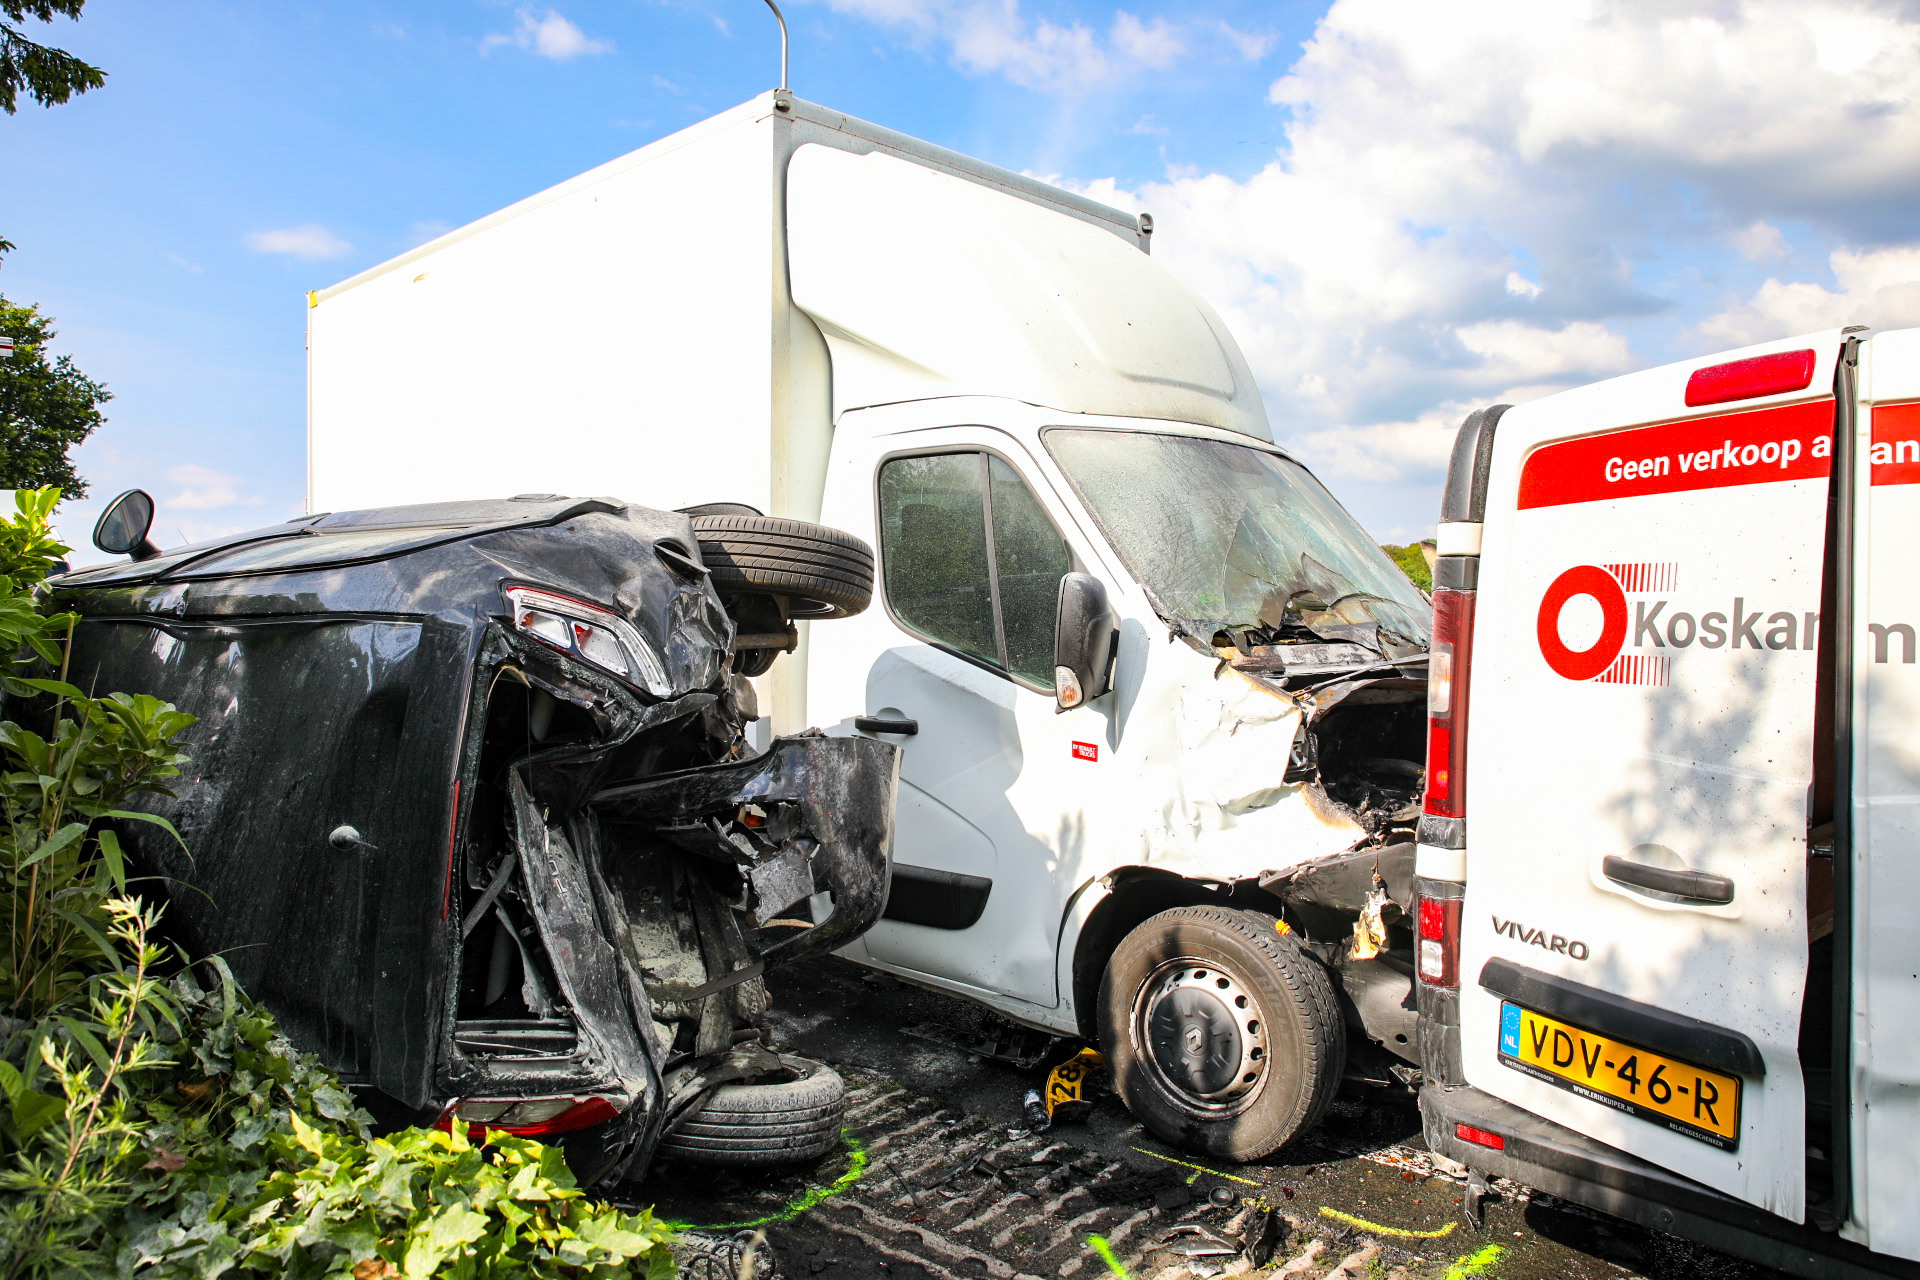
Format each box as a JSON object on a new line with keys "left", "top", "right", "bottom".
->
{"left": 5, "top": 0, "right": 1920, "bottom": 551}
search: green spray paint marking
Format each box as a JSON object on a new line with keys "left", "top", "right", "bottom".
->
{"left": 666, "top": 1132, "right": 869, "bottom": 1231}
{"left": 1086, "top": 1234, "right": 1130, "bottom": 1279}
{"left": 1442, "top": 1243, "right": 1506, "bottom": 1279}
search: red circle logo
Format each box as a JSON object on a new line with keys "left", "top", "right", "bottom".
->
{"left": 1537, "top": 565, "right": 1627, "bottom": 680}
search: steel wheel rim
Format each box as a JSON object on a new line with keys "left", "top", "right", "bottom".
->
{"left": 1130, "top": 955, "right": 1270, "bottom": 1114}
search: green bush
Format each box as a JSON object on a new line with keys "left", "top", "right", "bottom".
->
{"left": 0, "top": 490, "right": 675, "bottom": 1278}
{"left": 1380, "top": 542, "right": 1433, "bottom": 594}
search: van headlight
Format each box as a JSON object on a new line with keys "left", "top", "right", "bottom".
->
{"left": 504, "top": 585, "right": 671, "bottom": 697}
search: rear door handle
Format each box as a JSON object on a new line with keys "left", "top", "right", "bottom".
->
{"left": 1602, "top": 855, "right": 1735, "bottom": 905}
{"left": 855, "top": 716, "right": 919, "bottom": 736}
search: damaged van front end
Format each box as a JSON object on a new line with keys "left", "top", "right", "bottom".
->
{"left": 50, "top": 496, "right": 897, "bottom": 1185}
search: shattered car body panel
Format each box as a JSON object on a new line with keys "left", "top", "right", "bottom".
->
{"left": 50, "top": 497, "right": 898, "bottom": 1182}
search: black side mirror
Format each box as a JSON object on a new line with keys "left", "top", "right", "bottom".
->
{"left": 1054, "top": 572, "right": 1117, "bottom": 712}
{"left": 93, "top": 489, "right": 162, "bottom": 561}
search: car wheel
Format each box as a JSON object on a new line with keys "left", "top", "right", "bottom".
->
{"left": 688, "top": 515, "right": 875, "bottom": 620}
{"left": 658, "top": 1055, "right": 846, "bottom": 1168}
{"left": 1098, "top": 905, "right": 1344, "bottom": 1162}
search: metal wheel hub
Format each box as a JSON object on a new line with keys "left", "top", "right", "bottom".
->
{"left": 1136, "top": 959, "right": 1268, "bottom": 1107}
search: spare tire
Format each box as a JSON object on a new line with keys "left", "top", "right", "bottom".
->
{"left": 659, "top": 1056, "right": 846, "bottom": 1168}
{"left": 689, "top": 515, "right": 874, "bottom": 620}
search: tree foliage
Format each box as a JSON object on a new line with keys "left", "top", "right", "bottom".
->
{"left": 0, "top": 1, "right": 104, "bottom": 115}
{"left": 0, "top": 490, "right": 678, "bottom": 1278}
{"left": 0, "top": 297, "right": 108, "bottom": 499}
{"left": 1380, "top": 543, "right": 1433, "bottom": 594}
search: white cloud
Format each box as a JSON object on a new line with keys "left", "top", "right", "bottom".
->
{"left": 407, "top": 220, "right": 452, "bottom": 247}
{"left": 1048, "top": 0, "right": 1920, "bottom": 517}
{"left": 1217, "top": 21, "right": 1274, "bottom": 61}
{"left": 481, "top": 8, "right": 612, "bottom": 60}
{"left": 1730, "top": 220, "right": 1790, "bottom": 262}
{"left": 1110, "top": 12, "right": 1181, "bottom": 68}
{"left": 165, "top": 465, "right": 263, "bottom": 512}
{"left": 1697, "top": 244, "right": 1920, "bottom": 347}
{"left": 815, "top": 0, "right": 1186, "bottom": 93}
{"left": 245, "top": 225, "right": 352, "bottom": 260}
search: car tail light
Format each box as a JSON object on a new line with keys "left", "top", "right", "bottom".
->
{"left": 1417, "top": 895, "right": 1462, "bottom": 988}
{"left": 1424, "top": 588, "right": 1476, "bottom": 819}
{"left": 436, "top": 1094, "right": 618, "bottom": 1139}
{"left": 1456, "top": 1122, "right": 1505, "bottom": 1151}
{"left": 1684, "top": 348, "right": 1816, "bottom": 407}
{"left": 504, "top": 585, "right": 670, "bottom": 697}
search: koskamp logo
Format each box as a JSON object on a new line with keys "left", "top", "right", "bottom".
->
{"left": 1537, "top": 563, "right": 1814, "bottom": 686}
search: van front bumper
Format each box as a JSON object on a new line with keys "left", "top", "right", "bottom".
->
{"left": 1420, "top": 1084, "right": 1920, "bottom": 1280}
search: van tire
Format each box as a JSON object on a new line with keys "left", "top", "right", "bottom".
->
{"left": 1098, "top": 906, "right": 1343, "bottom": 1162}
{"left": 658, "top": 1056, "right": 846, "bottom": 1168}
{"left": 688, "top": 515, "right": 875, "bottom": 621}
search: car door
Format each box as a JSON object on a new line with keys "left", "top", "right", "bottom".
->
{"left": 1459, "top": 332, "right": 1847, "bottom": 1220}
{"left": 811, "top": 428, "right": 1095, "bottom": 1008}
{"left": 1847, "top": 327, "right": 1920, "bottom": 1260}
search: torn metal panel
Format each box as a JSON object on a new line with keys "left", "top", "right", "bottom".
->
{"left": 591, "top": 734, "right": 901, "bottom": 971}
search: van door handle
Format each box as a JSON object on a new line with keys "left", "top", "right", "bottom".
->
{"left": 1602, "top": 856, "right": 1735, "bottom": 905}
{"left": 855, "top": 716, "right": 919, "bottom": 736}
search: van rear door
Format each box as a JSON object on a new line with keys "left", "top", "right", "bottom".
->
{"left": 1458, "top": 332, "right": 1847, "bottom": 1220}
{"left": 1848, "top": 328, "right": 1920, "bottom": 1259}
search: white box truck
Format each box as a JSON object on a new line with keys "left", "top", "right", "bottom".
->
{"left": 310, "top": 92, "right": 1435, "bottom": 1160}
{"left": 1414, "top": 326, "right": 1920, "bottom": 1277}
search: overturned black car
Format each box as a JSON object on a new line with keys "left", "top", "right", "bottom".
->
{"left": 50, "top": 492, "right": 899, "bottom": 1185}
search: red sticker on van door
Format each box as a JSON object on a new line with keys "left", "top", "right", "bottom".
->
{"left": 1517, "top": 400, "right": 1833, "bottom": 510}
{"left": 1872, "top": 402, "right": 1920, "bottom": 486}
{"left": 1071, "top": 741, "right": 1098, "bottom": 761}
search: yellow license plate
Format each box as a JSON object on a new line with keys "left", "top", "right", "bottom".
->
{"left": 1498, "top": 1002, "right": 1742, "bottom": 1149}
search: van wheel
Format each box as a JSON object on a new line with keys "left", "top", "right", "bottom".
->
{"left": 658, "top": 1056, "right": 846, "bottom": 1168}
{"left": 689, "top": 515, "right": 875, "bottom": 620}
{"left": 1098, "top": 906, "right": 1343, "bottom": 1162}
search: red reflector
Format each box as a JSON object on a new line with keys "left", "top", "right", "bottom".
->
{"left": 1417, "top": 895, "right": 1462, "bottom": 987}
{"left": 1684, "top": 349, "right": 1816, "bottom": 407}
{"left": 1456, "top": 1122, "right": 1506, "bottom": 1151}
{"left": 436, "top": 1094, "right": 618, "bottom": 1140}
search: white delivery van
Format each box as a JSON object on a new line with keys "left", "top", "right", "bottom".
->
{"left": 1415, "top": 327, "right": 1920, "bottom": 1277}
{"left": 309, "top": 92, "right": 1434, "bottom": 1160}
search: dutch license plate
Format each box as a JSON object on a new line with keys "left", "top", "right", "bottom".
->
{"left": 1498, "top": 1001, "right": 1741, "bottom": 1149}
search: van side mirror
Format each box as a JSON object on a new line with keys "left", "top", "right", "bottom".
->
{"left": 93, "top": 489, "right": 162, "bottom": 561}
{"left": 1054, "top": 572, "right": 1117, "bottom": 713}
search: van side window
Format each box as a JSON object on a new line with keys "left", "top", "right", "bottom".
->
{"left": 989, "top": 455, "right": 1073, "bottom": 686}
{"left": 877, "top": 452, "right": 1073, "bottom": 689}
{"left": 878, "top": 454, "right": 999, "bottom": 669}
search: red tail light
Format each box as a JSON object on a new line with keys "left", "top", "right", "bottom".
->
{"left": 1424, "top": 588, "right": 1476, "bottom": 819}
{"left": 1418, "top": 895, "right": 1462, "bottom": 988}
{"left": 1456, "top": 1122, "right": 1505, "bottom": 1151}
{"left": 1684, "top": 348, "right": 1816, "bottom": 407}
{"left": 436, "top": 1095, "right": 618, "bottom": 1139}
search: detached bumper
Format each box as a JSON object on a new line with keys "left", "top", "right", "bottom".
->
{"left": 1421, "top": 1085, "right": 1920, "bottom": 1280}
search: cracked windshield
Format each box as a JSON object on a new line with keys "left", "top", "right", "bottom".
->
{"left": 1044, "top": 428, "right": 1431, "bottom": 654}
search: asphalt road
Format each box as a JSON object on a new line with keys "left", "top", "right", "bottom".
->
{"left": 626, "top": 954, "right": 1790, "bottom": 1280}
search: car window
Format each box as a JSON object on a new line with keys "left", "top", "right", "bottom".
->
{"left": 877, "top": 451, "right": 1072, "bottom": 689}
{"left": 878, "top": 454, "right": 998, "bottom": 668}
{"left": 988, "top": 456, "right": 1072, "bottom": 686}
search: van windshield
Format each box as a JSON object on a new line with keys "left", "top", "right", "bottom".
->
{"left": 1043, "top": 428, "right": 1430, "bottom": 653}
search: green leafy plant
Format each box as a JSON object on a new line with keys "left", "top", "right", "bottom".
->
{"left": 0, "top": 489, "right": 677, "bottom": 1278}
{"left": 0, "top": 297, "right": 111, "bottom": 497}
{"left": 1380, "top": 542, "right": 1433, "bottom": 594}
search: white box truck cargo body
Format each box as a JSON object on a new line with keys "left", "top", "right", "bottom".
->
{"left": 310, "top": 93, "right": 1440, "bottom": 1163}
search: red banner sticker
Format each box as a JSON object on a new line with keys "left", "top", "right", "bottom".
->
{"left": 1872, "top": 402, "right": 1920, "bottom": 486}
{"left": 1517, "top": 400, "right": 1833, "bottom": 510}
{"left": 1071, "top": 741, "right": 1098, "bottom": 762}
